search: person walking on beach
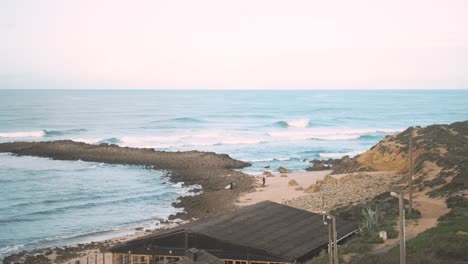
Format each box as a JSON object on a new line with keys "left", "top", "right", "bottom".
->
{"left": 262, "top": 177, "right": 266, "bottom": 187}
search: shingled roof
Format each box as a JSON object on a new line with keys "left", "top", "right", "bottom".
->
{"left": 112, "top": 201, "right": 358, "bottom": 262}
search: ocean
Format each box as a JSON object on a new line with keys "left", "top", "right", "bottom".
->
{"left": 0, "top": 89, "right": 467, "bottom": 258}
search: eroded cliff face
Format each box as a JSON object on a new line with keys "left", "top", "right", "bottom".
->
{"left": 357, "top": 135, "right": 408, "bottom": 172}
{"left": 332, "top": 121, "right": 468, "bottom": 196}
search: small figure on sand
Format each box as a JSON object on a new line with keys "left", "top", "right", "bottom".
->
{"left": 262, "top": 177, "right": 266, "bottom": 187}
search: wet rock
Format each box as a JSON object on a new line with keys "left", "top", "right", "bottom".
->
{"left": 277, "top": 167, "right": 292, "bottom": 173}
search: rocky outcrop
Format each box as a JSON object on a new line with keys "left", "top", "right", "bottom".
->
{"left": 277, "top": 166, "right": 292, "bottom": 173}
{"left": 0, "top": 140, "right": 254, "bottom": 220}
{"left": 305, "top": 158, "right": 336, "bottom": 171}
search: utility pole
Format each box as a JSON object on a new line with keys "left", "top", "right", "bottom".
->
{"left": 328, "top": 222, "right": 333, "bottom": 264}
{"left": 399, "top": 192, "right": 406, "bottom": 264}
{"left": 323, "top": 213, "right": 338, "bottom": 264}
{"left": 391, "top": 191, "right": 406, "bottom": 264}
{"left": 408, "top": 127, "right": 413, "bottom": 215}
{"left": 332, "top": 216, "right": 338, "bottom": 264}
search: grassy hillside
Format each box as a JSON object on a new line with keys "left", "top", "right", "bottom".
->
{"left": 314, "top": 121, "right": 468, "bottom": 263}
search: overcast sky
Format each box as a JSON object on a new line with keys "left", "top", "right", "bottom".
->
{"left": 1, "top": 0, "right": 467, "bottom": 89}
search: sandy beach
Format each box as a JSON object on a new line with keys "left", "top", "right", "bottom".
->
{"left": 237, "top": 170, "right": 334, "bottom": 206}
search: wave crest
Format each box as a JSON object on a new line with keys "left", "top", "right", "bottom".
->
{"left": 0, "top": 129, "right": 87, "bottom": 138}
{"left": 275, "top": 118, "right": 310, "bottom": 128}
{"left": 44, "top": 129, "right": 87, "bottom": 137}
{"left": 0, "top": 131, "right": 45, "bottom": 138}
{"left": 319, "top": 151, "right": 364, "bottom": 159}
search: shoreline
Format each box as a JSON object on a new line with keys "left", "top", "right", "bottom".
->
{"left": 0, "top": 140, "right": 254, "bottom": 220}
{"left": 0, "top": 141, "right": 339, "bottom": 263}
{"left": 0, "top": 138, "right": 405, "bottom": 264}
{"left": 0, "top": 140, "right": 256, "bottom": 263}
{"left": 2, "top": 168, "right": 342, "bottom": 264}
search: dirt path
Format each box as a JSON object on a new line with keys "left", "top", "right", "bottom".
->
{"left": 371, "top": 191, "right": 449, "bottom": 254}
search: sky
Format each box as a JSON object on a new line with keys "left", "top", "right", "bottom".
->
{"left": 1, "top": 0, "right": 467, "bottom": 89}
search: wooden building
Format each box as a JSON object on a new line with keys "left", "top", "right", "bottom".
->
{"left": 178, "top": 248, "right": 224, "bottom": 264}
{"left": 111, "top": 201, "right": 357, "bottom": 264}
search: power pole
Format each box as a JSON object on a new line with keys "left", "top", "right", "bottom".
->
{"left": 408, "top": 127, "right": 413, "bottom": 215}
{"left": 324, "top": 213, "right": 338, "bottom": 264}
{"left": 328, "top": 220, "right": 333, "bottom": 264}
{"left": 399, "top": 192, "right": 406, "bottom": 264}
{"left": 332, "top": 216, "right": 338, "bottom": 264}
{"left": 391, "top": 191, "right": 406, "bottom": 264}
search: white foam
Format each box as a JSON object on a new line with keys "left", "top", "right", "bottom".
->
{"left": 0, "top": 244, "right": 24, "bottom": 255}
{"left": 319, "top": 150, "right": 364, "bottom": 159}
{"left": 287, "top": 118, "right": 310, "bottom": 128}
{"left": 71, "top": 127, "right": 402, "bottom": 149}
{"left": 72, "top": 138, "right": 100, "bottom": 144}
{"left": 219, "top": 137, "right": 264, "bottom": 145}
{"left": 242, "top": 158, "right": 275, "bottom": 162}
{"left": 172, "top": 182, "right": 184, "bottom": 188}
{"left": 267, "top": 128, "right": 402, "bottom": 141}
{"left": 0, "top": 131, "right": 45, "bottom": 138}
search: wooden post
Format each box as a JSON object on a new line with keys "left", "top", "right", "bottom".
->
{"left": 321, "top": 193, "right": 325, "bottom": 209}
{"left": 87, "top": 255, "right": 89, "bottom": 264}
{"left": 399, "top": 193, "right": 406, "bottom": 264}
{"left": 103, "top": 253, "right": 105, "bottom": 264}
{"left": 185, "top": 231, "right": 188, "bottom": 252}
{"left": 328, "top": 221, "right": 333, "bottom": 264}
{"left": 408, "top": 128, "right": 413, "bottom": 215}
{"left": 332, "top": 216, "right": 338, "bottom": 264}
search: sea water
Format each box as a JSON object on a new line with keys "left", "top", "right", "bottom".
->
{"left": 0, "top": 89, "right": 467, "bottom": 258}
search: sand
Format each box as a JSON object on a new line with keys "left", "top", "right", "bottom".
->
{"left": 236, "top": 170, "right": 335, "bottom": 206}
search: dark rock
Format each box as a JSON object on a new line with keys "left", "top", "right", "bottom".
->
{"left": 277, "top": 167, "right": 292, "bottom": 173}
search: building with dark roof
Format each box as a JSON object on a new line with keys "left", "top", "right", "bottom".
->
{"left": 111, "top": 201, "right": 358, "bottom": 264}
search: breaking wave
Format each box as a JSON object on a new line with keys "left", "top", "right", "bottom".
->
{"left": 319, "top": 151, "right": 364, "bottom": 159}
{"left": 0, "top": 131, "right": 44, "bottom": 138}
{"left": 44, "top": 129, "right": 87, "bottom": 137}
{"left": 97, "top": 137, "right": 121, "bottom": 144}
{"left": 268, "top": 128, "right": 402, "bottom": 141}
{"left": 0, "top": 129, "right": 87, "bottom": 138}
{"left": 275, "top": 118, "right": 310, "bottom": 128}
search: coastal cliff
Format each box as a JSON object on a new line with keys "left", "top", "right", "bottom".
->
{"left": 325, "top": 121, "right": 467, "bottom": 196}
{"left": 305, "top": 121, "right": 468, "bottom": 263}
